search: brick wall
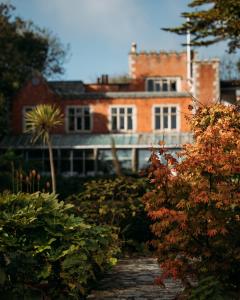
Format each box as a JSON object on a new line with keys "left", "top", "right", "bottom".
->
{"left": 129, "top": 51, "right": 189, "bottom": 91}
{"left": 12, "top": 79, "right": 192, "bottom": 134}
{"left": 193, "top": 59, "right": 220, "bottom": 105}
{"left": 11, "top": 47, "right": 220, "bottom": 136}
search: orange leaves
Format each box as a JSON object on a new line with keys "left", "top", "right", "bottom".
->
{"left": 154, "top": 276, "right": 165, "bottom": 287}
{"left": 192, "top": 191, "right": 210, "bottom": 204}
{"left": 160, "top": 259, "right": 184, "bottom": 281}
{"left": 143, "top": 103, "right": 240, "bottom": 289}
{"left": 207, "top": 229, "right": 218, "bottom": 237}
{"left": 207, "top": 227, "right": 228, "bottom": 237}
{"left": 149, "top": 207, "right": 176, "bottom": 219}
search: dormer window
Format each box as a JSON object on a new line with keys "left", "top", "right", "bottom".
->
{"left": 146, "top": 77, "right": 180, "bottom": 92}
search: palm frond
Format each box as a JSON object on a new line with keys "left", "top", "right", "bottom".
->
{"left": 24, "top": 104, "right": 63, "bottom": 144}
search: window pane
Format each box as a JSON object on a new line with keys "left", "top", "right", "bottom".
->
{"left": 163, "top": 115, "right": 168, "bottom": 129}
{"left": 117, "top": 149, "right": 132, "bottom": 159}
{"left": 170, "top": 81, "right": 176, "bottom": 91}
{"left": 61, "top": 160, "right": 70, "bottom": 172}
{"left": 112, "top": 116, "right": 117, "bottom": 130}
{"left": 127, "top": 107, "right": 132, "bottom": 114}
{"left": 85, "top": 149, "right": 94, "bottom": 159}
{"left": 120, "top": 160, "right": 132, "bottom": 170}
{"left": 77, "top": 116, "right": 82, "bottom": 130}
{"left": 28, "top": 150, "right": 42, "bottom": 159}
{"left": 162, "top": 80, "right": 168, "bottom": 91}
{"left": 127, "top": 116, "right": 133, "bottom": 130}
{"left": 155, "top": 83, "right": 161, "bottom": 91}
{"left": 171, "top": 107, "right": 176, "bottom": 113}
{"left": 61, "top": 149, "right": 71, "bottom": 159}
{"left": 163, "top": 107, "right": 168, "bottom": 114}
{"left": 84, "top": 107, "right": 90, "bottom": 115}
{"left": 97, "top": 150, "right": 114, "bottom": 174}
{"left": 84, "top": 116, "right": 90, "bottom": 130}
{"left": 86, "top": 160, "right": 94, "bottom": 173}
{"left": 68, "top": 108, "right": 75, "bottom": 115}
{"left": 147, "top": 79, "right": 154, "bottom": 91}
{"left": 43, "top": 160, "right": 51, "bottom": 172}
{"left": 120, "top": 116, "right": 125, "bottom": 129}
{"left": 171, "top": 115, "right": 177, "bottom": 129}
{"left": 73, "top": 150, "right": 83, "bottom": 158}
{"left": 155, "top": 115, "right": 161, "bottom": 129}
{"left": 68, "top": 116, "right": 75, "bottom": 131}
{"left": 73, "top": 159, "right": 83, "bottom": 174}
{"left": 138, "top": 149, "right": 151, "bottom": 170}
{"left": 111, "top": 108, "right": 117, "bottom": 114}
{"left": 119, "top": 108, "right": 125, "bottom": 114}
{"left": 155, "top": 107, "right": 160, "bottom": 114}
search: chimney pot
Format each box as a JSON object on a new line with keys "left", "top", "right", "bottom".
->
{"left": 131, "top": 42, "right": 137, "bottom": 53}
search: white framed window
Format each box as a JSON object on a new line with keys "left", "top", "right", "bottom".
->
{"left": 23, "top": 106, "right": 35, "bottom": 131}
{"left": 146, "top": 77, "right": 180, "bottom": 92}
{"left": 66, "top": 106, "right": 91, "bottom": 132}
{"left": 153, "top": 105, "right": 179, "bottom": 131}
{"left": 110, "top": 106, "right": 135, "bottom": 132}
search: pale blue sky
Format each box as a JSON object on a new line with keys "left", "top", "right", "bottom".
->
{"left": 9, "top": 0, "right": 229, "bottom": 82}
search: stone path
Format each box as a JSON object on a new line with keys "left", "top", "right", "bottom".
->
{"left": 87, "top": 257, "right": 184, "bottom": 300}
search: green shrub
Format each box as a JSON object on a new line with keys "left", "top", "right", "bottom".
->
{"left": 188, "top": 276, "right": 236, "bottom": 300}
{"left": 0, "top": 192, "right": 119, "bottom": 299}
{"left": 67, "top": 176, "right": 152, "bottom": 251}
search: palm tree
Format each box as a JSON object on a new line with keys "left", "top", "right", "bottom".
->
{"left": 25, "top": 104, "right": 63, "bottom": 194}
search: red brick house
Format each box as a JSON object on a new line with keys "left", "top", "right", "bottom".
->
{"left": 0, "top": 44, "right": 220, "bottom": 176}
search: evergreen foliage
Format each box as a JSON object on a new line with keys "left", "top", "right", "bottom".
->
{"left": 67, "top": 177, "right": 152, "bottom": 251}
{"left": 164, "top": 0, "right": 240, "bottom": 53}
{"left": 0, "top": 4, "right": 67, "bottom": 137}
{"left": 0, "top": 192, "right": 119, "bottom": 299}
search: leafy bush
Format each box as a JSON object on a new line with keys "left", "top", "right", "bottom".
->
{"left": 143, "top": 104, "right": 240, "bottom": 297}
{"left": 67, "top": 176, "right": 152, "bottom": 250}
{"left": 0, "top": 192, "right": 119, "bottom": 299}
{"left": 188, "top": 276, "right": 236, "bottom": 300}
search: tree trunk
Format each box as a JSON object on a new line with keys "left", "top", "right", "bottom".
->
{"left": 111, "top": 137, "right": 122, "bottom": 176}
{"left": 47, "top": 135, "right": 56, "bottom": 194}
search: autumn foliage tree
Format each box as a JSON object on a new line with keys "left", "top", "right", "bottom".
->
{"left": 143, "top": 104, "right": 240, "bottom": 297}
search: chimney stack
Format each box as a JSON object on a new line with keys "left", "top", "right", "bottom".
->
{"left": 100, "top": 74, "right": 108, "bottom": 84}
{"left": 131, "top": 42, "right": 137, "bottom": 54}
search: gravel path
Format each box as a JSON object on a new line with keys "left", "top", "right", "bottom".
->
{"left": 87, "top": 257, "right": 184, "bottom": 300}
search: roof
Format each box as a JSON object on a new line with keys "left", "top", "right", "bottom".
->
{"left": 47, "top": 89, "right": 190, "bottom": 99}
{"left": 48, "top": 80, "right": 85, "bottom": 96}
{"left": 0, "top": 133, "right": 193, "bottom": 149}
{"left": 46, "top": 79, "right": 191, "bottom": 99}
{"left": 221, "top": 80, "right": 240, "bottom": 89}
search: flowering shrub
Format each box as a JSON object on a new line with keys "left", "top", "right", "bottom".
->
{"left": 0, "top": 192, "right": 119, "bottom": 299}
{"left": 143, "top": 104, "right": 240, "bottom": 297}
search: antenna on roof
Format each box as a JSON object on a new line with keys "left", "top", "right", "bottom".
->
{"left": 187, "top": 18, "right": 192, "bottom": 90}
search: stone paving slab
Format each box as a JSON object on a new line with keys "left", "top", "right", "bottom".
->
{"left": 87, "top": 257, "right": 184, "bottom": 300}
